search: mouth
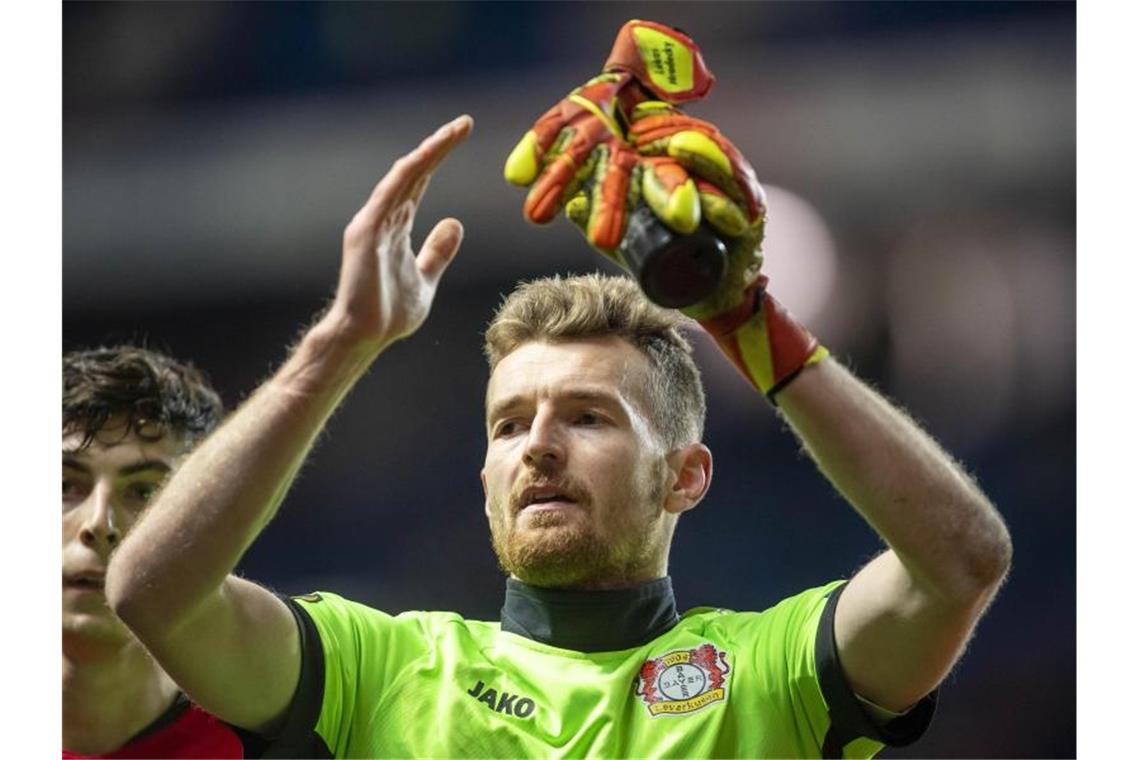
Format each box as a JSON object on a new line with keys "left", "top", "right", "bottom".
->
{"left": 517, "top": 484, "right": 582, "bottom": 513}
{"left": 63, "top": 572, "right": 106, "bottom": 592}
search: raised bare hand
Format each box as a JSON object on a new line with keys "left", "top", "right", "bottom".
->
{"left": 328, "top": 115, "right": 474, "bottom": 353}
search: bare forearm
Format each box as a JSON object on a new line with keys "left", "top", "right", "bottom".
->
{"left": 776, "top": 358, "right": 1011, "bottom": 600}
{"left": 108, "top": 114, "right": 472, "bottom": 635}
{"left": 107, "top": 317, "right": 379, "bottom": 627}
{"left": 101, "top": 117, "right": 470, "bottom": 733}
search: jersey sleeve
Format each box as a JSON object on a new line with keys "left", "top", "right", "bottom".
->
{"left": 754, "top": 580, "right": 937, "bottom": 758}
{"left": 262, "top": 592, "right": 432, "bottom": 758}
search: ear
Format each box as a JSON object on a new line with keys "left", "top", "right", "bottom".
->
{"left": 662, "top": 443, "right": 712, "bottom": 515}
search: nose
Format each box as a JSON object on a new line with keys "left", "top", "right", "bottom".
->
{"left": 78, "top": 486, "right": 121, "bottom": 553}
{"left": 523, "top": 408, "right": 565, "bottom": 468}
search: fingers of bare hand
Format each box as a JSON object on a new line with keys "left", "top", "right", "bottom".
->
{"left": 416, "top": 218, "right": 464, "bottom": 287}
{"left": 356, "top": 115, "right": 473, "bottom": 233}
{"left": 407, "top": 173, "right": 432, "bottom": 210}
{"left": 385, "top": 199, "right": 414, "bottom": 240}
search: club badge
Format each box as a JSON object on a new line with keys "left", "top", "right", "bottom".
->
{"left": 634, "top": 642, "right": 731, "bottom": 716}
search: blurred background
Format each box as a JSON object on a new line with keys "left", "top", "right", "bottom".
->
{"left": 63, "top": 2, "right": 1074, "bottom": 757}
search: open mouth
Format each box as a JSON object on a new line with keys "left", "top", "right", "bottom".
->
{"left": 524, "top": 498, "right": 576, "bottom": 510}
{"left": 518, "top": 485, "right": 581, "bottom": 512}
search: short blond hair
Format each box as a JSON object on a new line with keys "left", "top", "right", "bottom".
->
{"left": 484, "top": 273, "right": 706, "bottom": 448}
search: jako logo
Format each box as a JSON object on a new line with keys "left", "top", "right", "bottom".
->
{"left": 467, "top": 680, "right": 536, "bottom": 718}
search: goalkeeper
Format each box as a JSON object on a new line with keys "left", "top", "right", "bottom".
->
{"left": 106, "top": 21, "right": 1011, "bottom": 759}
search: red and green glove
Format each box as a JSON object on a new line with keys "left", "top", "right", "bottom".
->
{"left": 504, "top": 20, "right": 714, "bottom": 259}
{"left": 505, "top": 19, "right": 829, "bottom": 401}
{"left": 628, "top": 100, "right": 829, "bottom": 400}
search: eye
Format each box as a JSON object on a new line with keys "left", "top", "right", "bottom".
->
{"left": 124, "top": 481, "right": 161, "bottom": 506}
{"left": 575, "top": 411, "right": 604, "bottom": 426}
{"left": 494, "top": 420, "right": 526, "bottom": 438}
{"left": 62, "top": 474, "right": 89, "bottom": 508}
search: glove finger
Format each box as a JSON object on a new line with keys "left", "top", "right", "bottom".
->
{"left": 631, "top": 114, "right": 766, "bottom": 224}
{"left": 522, "top": 118, "right": 612, "bottom": 224}
{"left": 694, "top": 179, "right": 750, "bottom": 238}
{"left": 564, "top": 190, "right": 591, "bottom": 235}
{"left": 627, "top": 100, "right": 676, "bottom": 124}
{"left": 571, "top": 72, "right": 629, "bottom": 129}
{"left": 584, "top": 143, "right": 639, "bottom": 252}
{"left": 565, "top": 188, "right": 625, "bottom": 267}
{"left": 639, "top": 157, "right": 701, "bottom": 235}
{"left": 507, "top": 72, "right": 629, "bottom": 188}
{"left": 667, "top": 131, "right": 765, "bottom": 226}
{"left": 563, "top": 150, "right": 635, "bottom": 264}
{"left": 504, "top": 101, "right": 570, "bottom": 187}
{"left": 693, "top": 178, "right": 765, "bottom": 297}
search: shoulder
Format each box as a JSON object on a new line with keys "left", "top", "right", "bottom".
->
{"left": 678, "top": 580, "right": 846, "bottom": 640}
{"left": 288, "top": 591, "right": 495, "bottom": 649}
{"left": 266, "top": 596, "right": 498, "bottom": 757}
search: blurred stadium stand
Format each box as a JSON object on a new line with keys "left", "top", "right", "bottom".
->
{"left": 64, "top": 3, "right": 1074, "bottom": 757}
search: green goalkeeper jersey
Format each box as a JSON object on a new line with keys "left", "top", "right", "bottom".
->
{"left": 269, "top": 579, "right": 933, "bottom": 758}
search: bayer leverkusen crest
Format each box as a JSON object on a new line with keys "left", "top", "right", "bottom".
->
{"left": 634, "top": 643, "right": 731, "bottom": 716}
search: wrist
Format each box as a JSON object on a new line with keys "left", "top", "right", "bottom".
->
{"left": 698, "top": 280, "right": 829, "bottom": 402}
{"left": 696, "top": 277, "right": 766, "bottom": 337}
{"left": 272, "top": 315, "right": 383, "bottom": 402}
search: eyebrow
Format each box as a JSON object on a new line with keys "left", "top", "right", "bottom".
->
{"left": 62, "top": 456, "right": 172, "bottom": 478}
{"left": 486, "top": 389, "right": 625, "bottom": 423}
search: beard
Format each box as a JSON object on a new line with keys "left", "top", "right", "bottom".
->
{"left": 488, "top": 463, "right": 669, "bottom": 589}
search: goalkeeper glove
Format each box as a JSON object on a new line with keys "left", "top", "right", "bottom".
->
{"left": 504, "top": 20, "right": 714, "bottom": 257}
{"left": 628, "top": 100, "right": 829, "bottom": 400}
{"left": 507, "top": 20, "right": 829, "bottom": 401}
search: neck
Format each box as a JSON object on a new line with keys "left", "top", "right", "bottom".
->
{"left": 501, "top": 576, "right": 680, "bottom": 652}
{"left": 62, "top": 635, "right": 181, "bottom": 755}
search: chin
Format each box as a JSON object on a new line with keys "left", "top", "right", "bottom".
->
{"left": 62, "top": 608, "right": 132, "bottom": 647}
{"left": 495, "top": 522, "right": 617, "bottom": 589}
{"left": 511, "top": 561, "right": 592, "bottom": 590}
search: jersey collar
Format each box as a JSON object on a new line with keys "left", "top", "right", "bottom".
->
{"left": 500, "top": 577, "right": 680, "bottom": 652}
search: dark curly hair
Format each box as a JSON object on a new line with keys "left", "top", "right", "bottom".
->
{"left": 63, "top": 345, "right": 223, "bottom": 451}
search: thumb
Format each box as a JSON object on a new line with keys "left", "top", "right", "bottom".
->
{"left": 417, "top": 218, "right": 464, "bottom": 286}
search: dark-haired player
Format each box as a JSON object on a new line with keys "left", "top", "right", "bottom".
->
{"left": 63, "top": 346, "right": 264, "bottom": 758}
